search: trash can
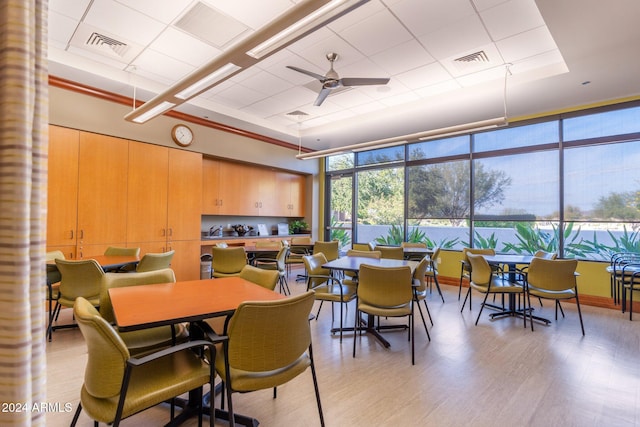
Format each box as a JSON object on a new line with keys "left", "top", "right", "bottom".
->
{"left": 200, "top": 254, "right": 212, "bottom": 279}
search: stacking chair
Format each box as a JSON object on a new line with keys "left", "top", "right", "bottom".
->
{"left": 46, "top": 250, "right": 65, "bottom": 341}
{"left": 458, "top": 248, "right": 496, "bottom": 301}
{"left": 99, "top": 268, "right": 189, "bottom": 356}
{"left": 250, "top": 240, "right": 282, "bottom": 265}
{"left": 254, "top": 246, "right": 290, "bottom": 294}
{"left": 49, "top": 259, "right": 105, "bottom": 339}
{"left": 412, "top": 257, "right": 433, "bottom": 339}
{"left": 606, "top": 252, "right": 640, "bottom": 305}
{"left": 377, "top": 245, "right": 404, "bottom": 260}
{"left": 354, "top": 264, "right": 417, "bottom": 364}
{"left": 425, "top": 247, "right": 445, "bottom": 303}
{"left": 462, "top": 253, "right": 526, "bottom": 327}
{"left": 70, "top": 297, "right": 228, "bottom": 427}
{"left": 104, "top": 246, "right": 141, "bottom": 272}
{"left": 212, "top": 247, "right": 247, "bottom": 278}
{"left": 303, "top": 253, "right": 356, "bottom": 342}
{"left": 622, "top": 269, "right": 640, "bottom": 321}
{"left": 135, "top": 250, "right": 175, "bottom": 272}
{"left": 343, "top": 249, "right": 381, "bottom": 286}
{"left": 524, "top": 257, "right": 584, "bottom": 334}
{"left": 313, "top": 240, "right": 340, "bottom": 262}
{"left": 286, "top": 236, "right": 312, "bottom": 276}
{"left": 352, "top": 243, "right": 372, "bottom": 251}
{"left": 239, "top": 264, "right": 279, "bottom": 291}
{"left": 211, "top": 291, "right": 324, "bottom": 427}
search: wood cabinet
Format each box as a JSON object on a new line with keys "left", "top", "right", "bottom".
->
{"left": 168, "top": 149, "right": 202, "bottom": 241}
{"left": 201, "top": 157, "right": 306, "bottom": 217}
{"left": 47, "top": 126, "right": 79, "bottom": 249}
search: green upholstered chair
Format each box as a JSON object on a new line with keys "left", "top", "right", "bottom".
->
{"left": 351, "top": 243, "right": 372, "bottom": 251}
{"left": 212, "top": 247, "right": 247, "bottom": 278}
{"left": 254, "top": 246, "right": 290, "bottom": 294}
{"left": 525, "top": 257, "right": 584, "bottom": 334}
{"left": 303, "top": 253, "right": 356, "bottom": 342}
{"left": 377, "top": 245, "right": 404, "bottom": 260}
{"left": 425, "top": 247, "right": 445, "bottom": 303}
{"left": 462, "top": 253, "right": 525, "bottom": 327}
{"left": 99, "top": 268, "right": 189, "bottom": 356}
{"left": 354, "top": 264, "right": 416, "bottom": 364}
{"left": 285, "top": 236, "right": 311, "bottom": 276}
{"left": 104, "top": 246, "right": 141, "bottom": 272}
{"left": 135, "top": 250, "right": 175, "bottom": 272}
{"left": 343, "top": 249, "right": 381, "bottom": 286}
{"left": 412, "top": 257, "right": 433, "bottom": 339}
{"left": 46, "top": 250, "right": 65, "bottom": 341}
{"left": 212, "top": 291, "right": 324, "bottom": 427}
{"left": 312, "top": 240, "right": 340, "bottom": 262}
{"left": 238, "top": 265, "right": 279, "bottom": 291}
{"left": 70, "top": 297, "right": 228, "bottom": 427}
{"left": 49, "top": 259, "right": 104, "bottom": 339}
{"left": 458, "top": 248, "right": 496, "bottom": 301}
{"left": 401, "top": 241, "right": 427, "bottom": 261}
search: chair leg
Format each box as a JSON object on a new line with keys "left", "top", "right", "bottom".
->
{"left": 475, "top": 293, "right": 490, "bottom": 325}
{"left": 315, "top": 301, "right": 324, "bottom": 321}
{"left": 410, "top": 307, "right": 415, "bottom": 365}
{"left": 70, "top": 403, "right": 82, "bottom": 427}
{"left": 575, "top": 294, "right": 585, "bottom": 335}
{"left": 308, "top": 343, "right": 325, "bottom": 427}
{"left": 527, "top": 291, "right": 534, "bottom": 331}
{"left": 460, "top": 287, "right": 472, "bottom": 312}
{"left": 415, "top": 299, "right": 429, "bottom": 336}
{"left": 423, "top": 299, "right": 433, "bottom": 326}
{"left": 432, "top": 274, "right": 445, "bottom": 303}
{"left": 458, "top": 266, "right": 465, "bottom": 300}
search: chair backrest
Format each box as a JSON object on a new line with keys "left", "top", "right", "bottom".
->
{"left": 55, "top": 259, "right": 105, "bottom": 301}
{"left": 104, "top": 246, "right": 141, "bottom": 257}
{"left": 275, "top": 246, "right": 289, "bottom": 271}
{"left": 533, "top": 250, "right": 557, "bottom": 260}
{"left": 413, "top": 257, "right": 429, "bottom": 292}
{"left": 46, "top": 250, "right": 66, "bottom": 261}
{"left": 462, "top": 248, "right": 495, "bottom": 270}
{"left": 358, "top": 264, "right": 413, "bottom": 307}
{"left": 527, "top": 258, "right": 578, "bottom": 291}
{"left": 351, "top": 243, "right": 371, "bottom": 251}
{"left": 302, "top": 253, "right": 331, "bottom": 289}
{"left": 255, "top": 240, "right": 282, "bottom": 249}
{"left": 290, "top": 236, "right": 312, "bottom": 245}
{"left": 136, "top": 250, "right": 175, "bottom": 272}
{"left": 313, "top": 241, "right": 339, "bottom": 261}
{"left": 212, "top": 247, "right": 247, "bottom": 274}
{"left": 466, "top": 253, "right": 493, "bottom": 286}
{"left": 226, "top": 291, "right": 315, "bottom": 373}
{"left": 99, "top": 268, "right": 176, "bottom": 323}
{"left": 378, "top": 246, "right": 404, "bottom": 260}
{"left": 401, "top": 242, "right": 427, "bottom": 248}
{"left": 239, "top": 265, "right": 279, "bottom": 291}
{"left": 429, "top": 247, "right": 441, "bottom": 270}
{"left": 74, "top": 297, "right": 129, "bottom": 399}
{"left": 346, "top": 249, "right": 381, "bottom": 259}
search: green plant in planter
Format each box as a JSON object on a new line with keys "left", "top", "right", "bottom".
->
{"left": 289, "top": 220, "right": 309, "bottom": 234}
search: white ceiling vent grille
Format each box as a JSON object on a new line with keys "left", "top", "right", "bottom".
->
{"left": 85, "top": 32, "right": 129, "bottom": 57}
{"left": 175, "top": 2, "right": 249, "bottom": 48}
{"left": 454, "top": 50, "right": 490, "bottom": 64}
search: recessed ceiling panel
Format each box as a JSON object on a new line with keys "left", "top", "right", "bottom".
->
{"left": 174, "top": 1, "right": 249, "bottom": 48}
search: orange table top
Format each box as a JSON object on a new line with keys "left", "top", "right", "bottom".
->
{"left": 109, "top": 277, "right": 285, "bottom": 332}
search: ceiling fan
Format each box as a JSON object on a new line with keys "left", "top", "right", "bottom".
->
{"left": 287, "top": 53, "right": 390, "bottom": 106}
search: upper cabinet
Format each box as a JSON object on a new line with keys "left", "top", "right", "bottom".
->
{"left": 201, "top": 157, "right": 306, "bottom": 217}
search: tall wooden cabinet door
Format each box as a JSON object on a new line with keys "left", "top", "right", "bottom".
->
{"left": 202, "top": 158, "right": 220, "bottom": 214}
{"left": 77, "top": 132, "right": 129, "bottom": 245}
{"left": 127, "top": 143, "right": 169, "bottom": 243}
{"left": 47, "top": 125, "right": 79, "bottom": 247}
{"left": 257, "top": 168, "right": 277, "bottom": 216}
{"left": 289, "top": 173, "right": 306, "bottom": 217}
{"left": 168, "top": 240, "right": 201, "bottom": 281}
{"left": 274, "top": 171, "right": 294, "bottom": 216}
{"left": 218, "top": 162, "right": 256, "bottom": 215}
{"left": 168, "top": 149, "right": 202, "bottom": 241}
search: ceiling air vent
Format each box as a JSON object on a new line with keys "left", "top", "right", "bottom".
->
{"left": 454, "top": 50, "right": 490, "bottom": 64}
{"left": 85, "top": 32, "right": 129, "bottom": 57}
{"left": 286, "top": 110, "right": 309, "bottom": 117}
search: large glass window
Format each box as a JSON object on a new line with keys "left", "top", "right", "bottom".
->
{"left": 327, "top": 173, "right": 353, "bottom": 252}
{"left": 324, "top": 102, "right": 640, "bottom": 260}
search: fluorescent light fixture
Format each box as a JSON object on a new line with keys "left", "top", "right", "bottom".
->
{"left": 129, "top": 101, "right": 176, "bottom": 123}
{"left": 175, "top": 63, "right": 241, "bottom": 100}
{"left": 247, "top": 0, "right": 367, "bottom": 59}
{"left": 296, "top": 117, "right": 507, "bottom": 160}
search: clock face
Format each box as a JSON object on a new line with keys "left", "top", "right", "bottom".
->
{"left": 171, "top": 124, "right": 193, "bottom": 146}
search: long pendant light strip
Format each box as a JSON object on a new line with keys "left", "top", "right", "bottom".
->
{"left": 125, "top": 0, "right": 368, "bottom": 124}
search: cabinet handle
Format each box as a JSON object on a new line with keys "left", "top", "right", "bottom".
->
{"left": 215, "top": 199, "right": 219, "bottom": 206}
{"left": 80, "top": 230, "right": 84, "bottom": 239}
{"left": 259, "top": 202, "right": 263, "bottom": 208}
{"left": 219, "top": 199, "right": 223, "bottom": 206}
{"left": 162, "top": 228, "right": 166, "bottom": 237}
{"left": 168, "top": 228, "right": 173, "bottom": 237}
{"left": 69, "top": 230, "right": 74, "bottom": 239}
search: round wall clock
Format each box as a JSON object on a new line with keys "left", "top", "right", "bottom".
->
{"left": 171, "top": 124, "right": 194, "bottom": 147}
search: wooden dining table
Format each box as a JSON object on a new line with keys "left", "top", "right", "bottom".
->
{"left": 109, "top": 276, "right": 285, "bottom": 427}
{"left": 322, "top": 256, "right": 418, "bottom": 348}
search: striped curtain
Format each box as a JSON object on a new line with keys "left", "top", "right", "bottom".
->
{"left": 0, "top": 1, "right": 48, "bottom": 426}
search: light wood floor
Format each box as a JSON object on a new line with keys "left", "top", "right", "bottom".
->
{"left": 46, "top": 270, "right": 640, "bottom": 427}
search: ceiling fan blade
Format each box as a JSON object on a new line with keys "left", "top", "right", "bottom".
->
{"left": 286, "top": 65, "right": 326, "bottom": 82}
{"left": 314, "top": 87, "right": 332, "bottom": 106}
{"left": 340, "top": 77, "right": 390, "bottom": 87}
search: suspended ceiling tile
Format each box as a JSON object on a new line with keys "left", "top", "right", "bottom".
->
{"left": 339, "top": 9, "right": 413, "bottom": 56}
{"left": 48, "top": 10, "right": 78, "bottom": 49}
{"left": 49, "top": 0, "right": 92, "bottom": 20}
{"left": 115, "top": 0, "right": 192, "bottom": 24}
{"left": 214, "top": 83, "right": 269, "bottom": 109}
{"left": 239, "top": 70, "right": 294, "bottom": 97}
{"left": 480, "top": 0, "right": 546, "bottom": 41}
{"left": 391, "top": 0, "right": 476, "bottom": 38}
{"left": 395, "top": 62, "right": 452, "bottom": 90}
{"left": 497, "top": 26, "right": 558, "bottom": 63}
{"left": 419, "top": 13, "right": 492, "bottom": 60}
{"left": 370, "top": 39, "right": 435, "bottom": 76}
{"left": 149, "top": 27, "right": 222, "bottom": 68}
{"left": 174, "top": 1, "right": 249, "bottom": 49}
{"left": 83, "top": 0, "right": 165, "bottom": 46}
{"left": 204, "top": 0, "right": 293, "bottom": 30}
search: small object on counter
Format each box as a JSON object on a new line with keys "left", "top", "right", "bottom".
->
{"left": 232, "top": 224, "right": 253, "bottom": 236}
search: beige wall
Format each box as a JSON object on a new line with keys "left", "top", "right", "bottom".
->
{"left": 49, "top": 86, "right": 323, "bottom": 239}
